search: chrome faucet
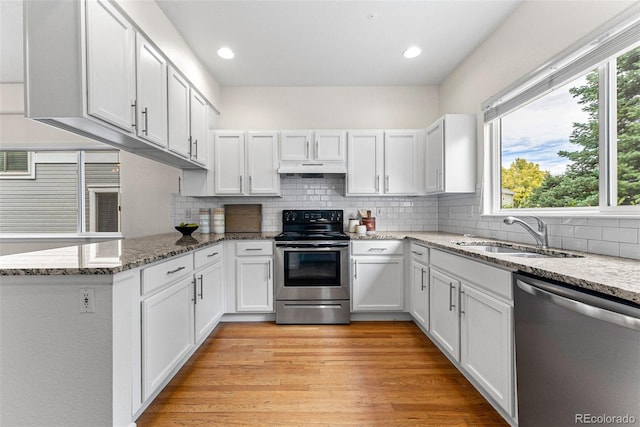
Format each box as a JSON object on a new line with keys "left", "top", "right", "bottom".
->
{"left": 503, "top": 216, "right": 549, "bottom": 249}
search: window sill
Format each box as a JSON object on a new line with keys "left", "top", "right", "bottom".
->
{"left": 0, "top": 233, "right": 123, "bottom": 243}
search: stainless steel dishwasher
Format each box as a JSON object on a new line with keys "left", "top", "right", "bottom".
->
{"left": 514, "top": 273, "right": 640, "bottom": 427}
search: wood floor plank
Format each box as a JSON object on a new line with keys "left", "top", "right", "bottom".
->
{"left": 136, "top": 321, "right": 508, "bottom": 426}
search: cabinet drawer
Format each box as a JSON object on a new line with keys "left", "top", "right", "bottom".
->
{"left": 430, "top": 249, "right": 513, "bottom": 301}
{"left": 351, "top": 240, "right": 404, "bottom": 256}
{"left": 194, "top": 244, "right": 223, "bottom": 269}
{"left": 141, "top": 253, "right": 193, "bottom": 296}
{"left": 409, "top": 242, "right": 429, "bottom": 264}
{"left": 236, "top": 240, "right": 273, "bottom": 256}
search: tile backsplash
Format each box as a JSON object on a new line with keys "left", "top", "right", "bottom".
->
{"left": 173, "top": 179, "right": 639, "bottom": 260}
{"left": 173, "top": 176, "right": 439, "bottom": 233}
{"left": 438, "top": 193, "right": 640, "bottom": 260}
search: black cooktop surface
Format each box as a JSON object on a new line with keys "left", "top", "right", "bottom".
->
{"left": 274, "top": 231, "right": 350, "bottom": 241}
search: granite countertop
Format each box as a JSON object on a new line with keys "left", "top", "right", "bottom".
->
{"left": 1, "top": 230, "right": 638, "bottom": 305}
{"left": 350, "top": 231, "right": 640, "bottom": 305}
{"left": 0, "top": 232, "right": 278, "bottom": 276}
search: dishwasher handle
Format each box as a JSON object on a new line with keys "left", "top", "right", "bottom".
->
{"left": 516, "top": 278, "right": 640, "bottom": 332}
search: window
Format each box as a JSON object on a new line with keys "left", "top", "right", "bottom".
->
{"left": 484, "top": 17, "right": 640, "bottom": 215}
{"left": 0, "top": 151, "right": 120, "bottom": 234}
{"left": 0, "top": 151, "right": 34, "bottom": 178}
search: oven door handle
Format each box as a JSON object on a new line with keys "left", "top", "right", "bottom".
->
{"left": 275, "top": 243, "right": 349, "bottom": 249}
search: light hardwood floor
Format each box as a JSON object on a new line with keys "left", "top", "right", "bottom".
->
{"left": 136, "top": 321, "right": 508, "bottom": 426}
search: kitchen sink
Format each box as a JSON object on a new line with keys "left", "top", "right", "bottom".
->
{"left": 453, "top": 242, "right": 583, "bottom": 258}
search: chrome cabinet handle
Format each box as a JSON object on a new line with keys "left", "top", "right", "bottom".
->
{"left": 302, "top": 163, "right": 324, "bottom": 166}
{"left": 411, "top": 250, "right": 424, "bottom": 256}
{"left": 239, "top": 175, "right": 243, "bottom": 192}
{"left": 368, "top": 248, "right": 387, "bottom": 252}
{"left": 194, "top": 139, "right": 198, "bottom": 159}
{"left": 131, "top": 100, "right": 137, "bottom": 129}
{"left": 141, "top": 107, "right": 148, "bottom": 135}
{"left": 306, "top": 140, "right": 310, "bottom": 158}
{"left": 386, "top": 175, "right": 390, "bottom": 192}
{"left": 353, "top": 260, "right": 358, "bottom": 279}
{"left": 460, "top": 290, "right": 465, "bottom": 315}
{"left": 315, "top": 140, "right": 319, "bottom": 158}
{"left": 375, "top": 175, "right": 380, "bottom": 192}
{"left": 188, "top": 136, "right": 193, "bottom": 157}
{"left": 192, "top": 278, "right": 197, "bottom": 304}
{"left": 198, "top": 275, "right": 204, "bottom": 299}
{"left": 206, "top": 252, "right": 219, "bottom": 258}
{"left": 249, "top": 175, "right": 253, "bottom": 190}
{"left": 267, "top": 260, "right": 272, "bottom": 280}
{"left": 167, "top": 266, "right": 186, "bottom": 275}
{"left": 245, "top": 248, "right": 263, "bottom": 251}
{"left": 421, "top": 268, "right": 426, "bottom": 291}
{"left": 449, "top": 282, "right": 456, "bottom": 311}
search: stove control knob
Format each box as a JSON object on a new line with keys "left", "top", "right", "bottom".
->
{"left": 291, "top": 212, "right": 298, "bottom": 221}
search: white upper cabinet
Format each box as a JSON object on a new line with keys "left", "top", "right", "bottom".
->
{"left": 85, "top": 0, "right": 136, "bottom": 132}
{"left": 384, "top": 130, "right": 421, "bottom": 195}
{"left": 212, "top": 131, "right": 280, "bottom": 196}
{"left": 279, "top": 130, "right": 346, "bottom": 173}
{"left": 135, "top": 34, "right": 167, "bottom": 147}
{"left": 347, "top": 131, "right": 384, "bottom": 195}
{"left": 214, "top": 132, "right": 245, "bottom": 195}
{"left": 189, "top": 91, "right": 208, "bottom": 166}
{"left": 24, "top": 0, "right": 211, "bottom": 170}
{"left": 347, "top": 130, "right": 422, "bottom": 196}
{"left": 167, "top": 68, "right": 192, "bottom": 158}
{"left": 246, "top": 131, "right": 280, "bottom": 195}
{"left": 425, "top": 114, "right": 476, "bottom": 194}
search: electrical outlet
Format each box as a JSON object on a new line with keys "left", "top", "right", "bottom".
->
{"left": 376, "top": 208, "right": 384, "bottom": 218}
{"left": 184, "top": 209, "right": 191, "bottom": 219}
{"left": 80, "top": 288, "right": 95, "bottom": 313}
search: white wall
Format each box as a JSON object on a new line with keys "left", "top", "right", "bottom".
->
{"left": 119, "top": 151, "right": 180, "bottom": 238}
{"left": 436, "top": 0, "right": 640, "bottom": 260}
{"left": 219, "top": 86, "right": 439, "bottom": 129}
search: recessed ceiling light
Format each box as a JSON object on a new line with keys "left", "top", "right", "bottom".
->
{"left": 403, "top": 46, "right": 422, "bottom": 59}
{"left": 217, "top": 47, "right": 235, "bottom": 59}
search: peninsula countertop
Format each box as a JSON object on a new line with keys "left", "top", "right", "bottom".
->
{"left": 1, "top": 230, "right": 638, "bottom": 305}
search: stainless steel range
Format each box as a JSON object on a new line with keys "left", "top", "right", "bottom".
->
{"left": 274, "top": 210, "right": 350, "bottom": 324}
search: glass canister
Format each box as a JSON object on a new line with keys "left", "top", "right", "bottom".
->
{"left": 199, "top": 208, "right": 211, "bottom": 234}
{"left": 213, "top": 207, "right": 225, "bottom": 234}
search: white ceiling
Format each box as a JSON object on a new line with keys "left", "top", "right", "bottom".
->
{"left": 156, "top": 0, "right": 522, "bottom": 87}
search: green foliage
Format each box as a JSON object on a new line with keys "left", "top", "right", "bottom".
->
{"left": 501, "top": 158, "right": 547, "bottom": 207}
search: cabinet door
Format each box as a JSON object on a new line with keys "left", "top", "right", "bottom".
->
{"left": 195, "top": 260, "right": 224, "bottom": 342}
{"left": 411, "top": 261, "right": 429, "bottom": 328}
{"left": 426, "top": 119, "right": 444, "bottom": 194}
{"left": 352, "top": 256, "right": 404, "bottom": 311}
{"left": 167, "top": 67, "right": 191, "bottom": 158}
{"left": 236, "top": 258, "right": 273, "bottom": 312}
{"left": 280, "top": 131, "right": 312, "bottom": 161}
{"left": 189, "top": 90, "right": 208, "bottom": 166}
{"left": 141, "top": 276, "right": 195, "bottom": 400}
{"left": 85, "top": 0, "right": 136, "bottom": 131}
{"left": 384, "top": 130, "right": 419, "bottom": 194}
{"left": 346, "top": 131, "right": 383, "bottom": 195}
{"left": 460, "top": 283, "right": 513, "bottom": 414}
{"left": 429, "top": 268, "right": 460, "bottom": 360}
{"left": 247, "top": 131, "right": 280, "bottom": 195}
{"left": 214, "top": 132, "right": 245, "bottom": 195}
{"left": 314, "top": 130, "right": 346, "bottom": 161}
{"left": 136, "top": 34, "right": 167, "bottom": 147}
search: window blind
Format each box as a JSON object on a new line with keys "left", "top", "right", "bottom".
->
{"left": 483, "top": 17, "right": 640, "bottom": 123}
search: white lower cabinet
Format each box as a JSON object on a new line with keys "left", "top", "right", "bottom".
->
{"left": 194, "top": 245, "right": 224, "bottom": 343}
{"left": 429, "top": 267, "right": 461, "bottom": 359}
{"left": 427, "top": 249, "right": 515, "bottom": 418}
{"left": 235, "top": 241, "right": 274, "bottom": 312}
{"left": 351, "top": 240, "right": 404, "bottom": 311}
{"left": 410, "top": 243, "right": 429, "bottom": 328}
{"left": 460, "top": 283, "right": 513, "bottom": 413}
{"left": 141, "top": 276, "right": 194, "bottom": 401}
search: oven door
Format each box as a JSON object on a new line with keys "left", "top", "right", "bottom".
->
{"left": 275, "top": 242, "right": 350, "bottom": 301}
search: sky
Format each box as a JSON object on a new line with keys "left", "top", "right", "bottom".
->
{"left": 501, "top": 75, "right": 592, "bottom": 175}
